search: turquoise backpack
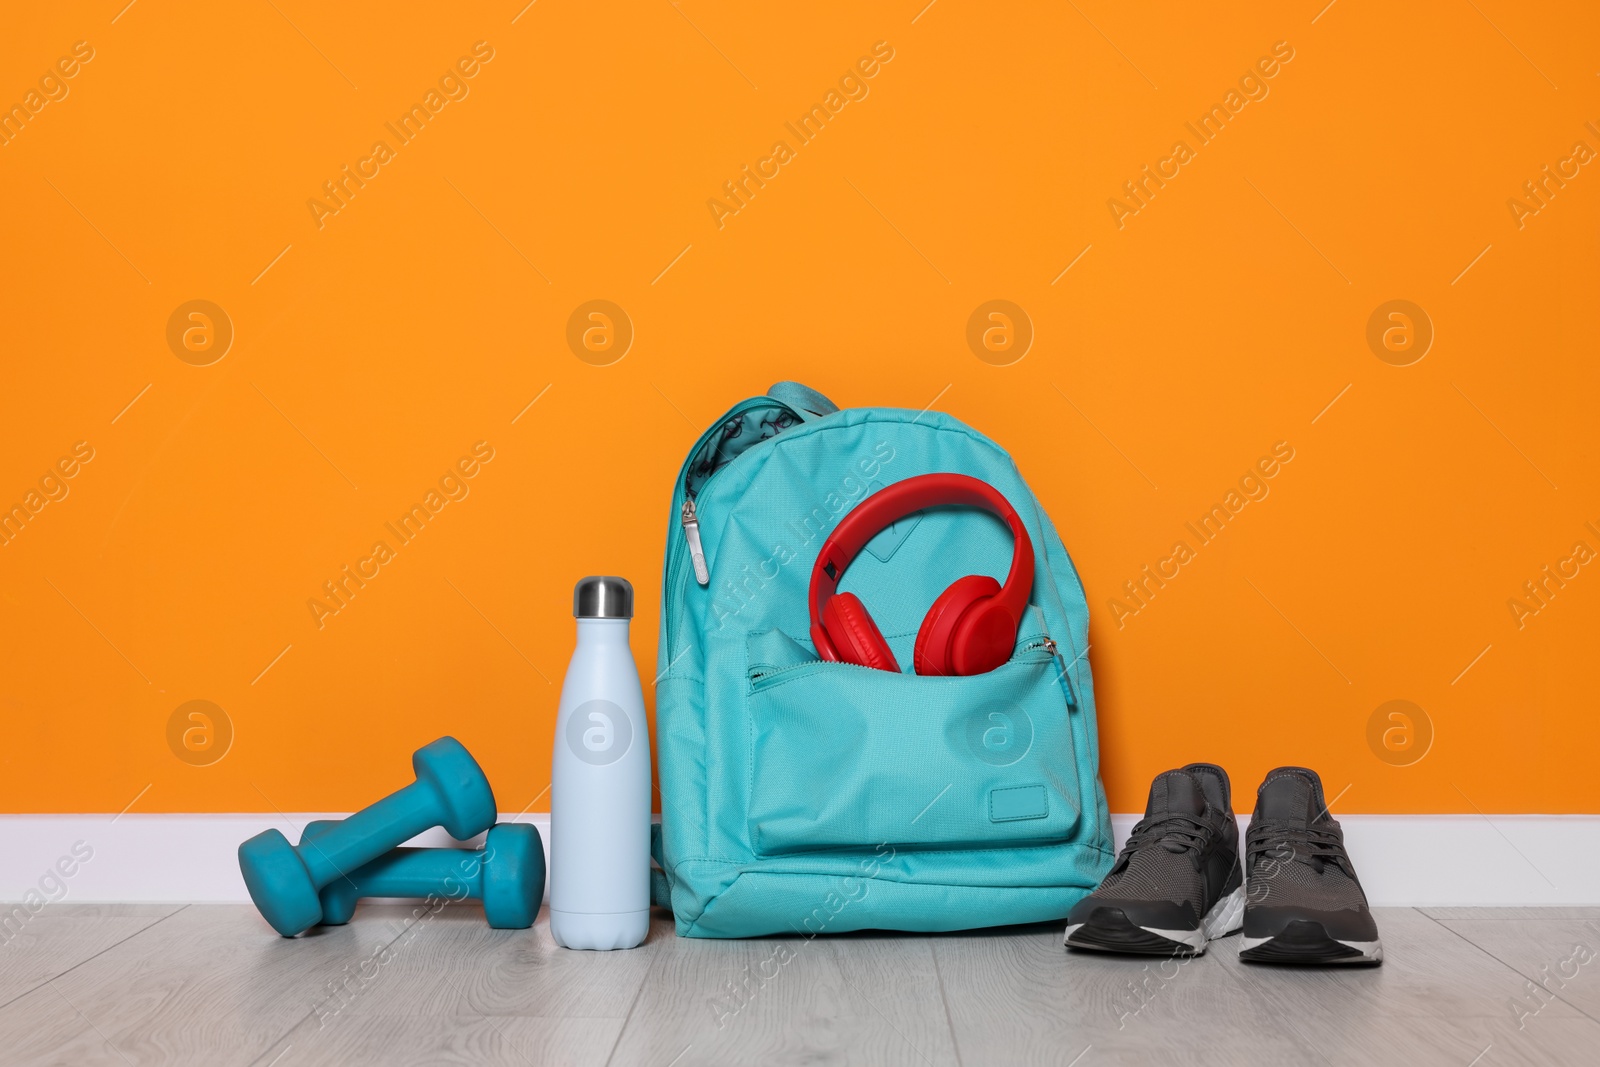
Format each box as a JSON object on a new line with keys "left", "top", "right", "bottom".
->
{"left": 651, "top": 382, "right": 1114, "bottom": 937}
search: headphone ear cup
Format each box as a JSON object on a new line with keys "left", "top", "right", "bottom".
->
{"left": 821, "top": 593, "right": 901, "bottom": 672}
{"left": 950, "top": 599, "right": 1021, "bottom": 676}
{"left": 914, "top": 575, "right": 1001, "bottom": 676}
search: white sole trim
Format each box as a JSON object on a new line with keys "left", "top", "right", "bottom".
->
{"left": 1063, "top": 884, "right": 1247, "bottom": 952}
{"left": 1338, "top": 939, "right": 1383, "bottom": 963}
{"left": 1204, "top": 884, "right": 1247, "bottom": 938}
{"left": 1135, "top": 923, "right": 1206, "bottom": 953}
{"left": 1060, "top": 918, "right": 1207, "bottom": 954}
{"left": 1143, "top": 884, "right": 1246, "bottom": 954}
{"left": 1239, "top": 933, "right": 1384, "bottom": 964}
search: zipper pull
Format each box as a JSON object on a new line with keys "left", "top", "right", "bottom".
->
{"left": 681, "top": 498, "right": 710, "bottom": 585}
{"left": 1041, "top": 636, "right": 1079, "bottom": 710}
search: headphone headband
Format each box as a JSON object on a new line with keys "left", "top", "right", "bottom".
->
{"left": 808, "top": 473, "right": 1034, "bottom": 637}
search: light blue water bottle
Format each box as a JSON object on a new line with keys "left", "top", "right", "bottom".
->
{"left": 549, "top": 576, "right": 651, "bottom": 950}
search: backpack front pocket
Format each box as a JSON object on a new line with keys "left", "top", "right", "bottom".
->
{"left": 745, "top": 632, "right": 1081, "bottom": 856}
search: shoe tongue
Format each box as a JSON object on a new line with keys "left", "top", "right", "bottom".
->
{"left": 1257, "top": 768, "right": 1324, "bottom": 826}
{"left": 1149, "top": 770, "right": 1206, "bottom": 818}
{"left": 1183, "top": 763, "right": 1230, "bottom": 812}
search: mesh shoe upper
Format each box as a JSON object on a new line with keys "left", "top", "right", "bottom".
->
{"left": 1079, "top": 766, "right": 1238, "bottom": 926}
{"left": 1094, "top": 837, "right": 1209, "bottom": 917}
{"left": 1249, "top": 852, "right": 1368, "bottom": 910}
{"left": 1244, "top": 766, "right": 1377, "bottom": 939}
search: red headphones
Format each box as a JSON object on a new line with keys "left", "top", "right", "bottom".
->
{"left": 808, "top": 473, "right": 1035, "bottom": 676}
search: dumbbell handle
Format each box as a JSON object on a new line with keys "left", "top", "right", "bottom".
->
{"left": 297, "top": 779, "right": 445, "bottom": 888}
{"left": 304, "top": 820, "right": 489, "bottom": 924}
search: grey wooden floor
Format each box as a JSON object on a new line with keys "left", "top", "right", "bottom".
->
{"left": 0, "top": 904, "right": 1596, "bottom": 1065}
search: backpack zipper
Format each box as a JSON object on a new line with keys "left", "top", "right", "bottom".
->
{"left": 672, "top": 398, "right": 803, "bottom": 590}
{"left": 749, "top": 635, "right": 1057, "bottom": 688}
{"left": 1030, "top": 635, "right": 1078, "bottom": 709}
{"left": 662, "top": 397, "right": 806, "bottom": 652}
{"left": 681, "top": 498, "right": 710, "bottom": 586}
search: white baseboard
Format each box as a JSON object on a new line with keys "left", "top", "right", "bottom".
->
{"left": 1, "top": 813, "right": 1596, "bottom": 907}
{"left": 0, "top": 813, "right": 556, "bottom": 908}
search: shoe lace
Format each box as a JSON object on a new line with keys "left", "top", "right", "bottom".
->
{"left": 1246, "top": 824, "right": 1348, "bottom": 876}
{"left": 1116, "top": 813, "right": 1212, "bottom": 872}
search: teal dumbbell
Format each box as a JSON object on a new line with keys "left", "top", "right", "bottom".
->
{"left": 301, "top": 820, "right": 544, "bottom": 929}
{"left": 238, "top": 737, "right": 496, "bottom": 937}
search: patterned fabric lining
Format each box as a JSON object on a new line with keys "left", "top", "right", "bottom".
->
{"left": 686, "top": 406, "right": 801, "bottom": 498}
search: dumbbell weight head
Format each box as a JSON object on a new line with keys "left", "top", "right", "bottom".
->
{"left": 481, "top": 823, "right": 545, "bottom": 929}
{"left": 413, "top": 739, "right": 497, "bottom": 841}
{"left": 238, "top": 829, "right": 324, "bottom": 939}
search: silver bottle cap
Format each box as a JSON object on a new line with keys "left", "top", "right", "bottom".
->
{"left": 574, "top": 575, "right": 634, "bottom": 619}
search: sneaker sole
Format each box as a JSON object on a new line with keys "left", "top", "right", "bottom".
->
{"left": 1065, "top": 885, "right": 1245, "bottom": 957}
{"left": 1239, "top": 919, "right": 1383, "bottom": 965}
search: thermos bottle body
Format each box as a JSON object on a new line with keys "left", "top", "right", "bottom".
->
{"left": 549, "top": 576, "right": 651, "bottom": 950}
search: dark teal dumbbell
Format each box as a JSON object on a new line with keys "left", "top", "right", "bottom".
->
{"left": 238, "top": 737, "right": 496, "bottom": 937}
{"left": 300, "top": 819, "right": 544, "bottom": 929}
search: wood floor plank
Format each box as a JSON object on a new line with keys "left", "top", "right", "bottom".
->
{"left": 252, "top": 1013, "right": 623, "bottom": 1067}
{"left": 3, "top": 904, "right": 1598, "bottom": 1066}
{"left": 1421, "top": 907, "right": 1600, "bottom": 922}
{"left": 0, "top": 903, "right": 184, "bottom": 1007}
{"left": 313, "top": 902, "right": 659, "bottom": 1019}
{"left": 1430, "top": 914, "right": 1600, "bottom": 1020}
{"left": 606, "top": 926, "right": 961, "bottom": 1066}
{"left": 1283, "top": 1012, "right": 1600, "bottom": 1067}
{"left": 4, "top": 904, "right": 182, "bottom": 920}
{"left": 0, "top": 904, "right": 432, "bottom": 1065}
{"left": 0, "top": 986, "right": 124, "bottom": 1067}
{"left": 1218, "top": 908, "right": 1589, "bottom": 1024}
{"left": 934, "top": 919, "right": 1322, "bottom": 1066}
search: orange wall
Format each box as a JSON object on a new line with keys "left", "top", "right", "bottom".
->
{"left": 2, "top": 2, "right": 1596, "bottom": 817}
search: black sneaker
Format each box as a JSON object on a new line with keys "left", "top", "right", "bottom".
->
{"left": 1240, "top": 766, "right": 1382, "bottom": 965}
{"left": 1064, "top": 764, "right": 1244, "bottom": 956}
